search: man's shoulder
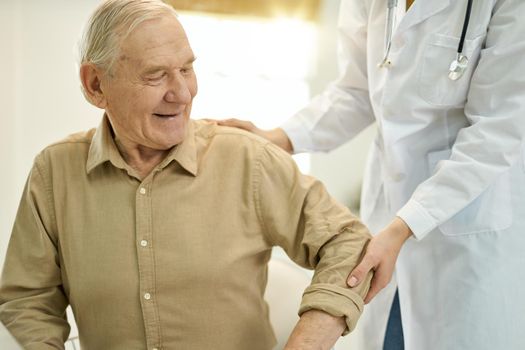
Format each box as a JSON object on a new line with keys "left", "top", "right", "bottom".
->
{"left": 45, "top": 128, "right": 95, "bottom": 149}
{"left": 192, "top": 119, "right": 294, "bottom": 164}
{"left": 193, "top": 119, "right": 270, "bottom": 147}
{"left": 190, "top": 121, "right": 295, "bottom": 176}
{"left": 38, "top": 128, "right": 97, "bottom": 161}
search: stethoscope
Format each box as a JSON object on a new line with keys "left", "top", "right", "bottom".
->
{"left": 379, "top": 0, "right": 474, "bottom": 81}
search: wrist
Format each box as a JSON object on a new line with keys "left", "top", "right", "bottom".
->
{"left": 267, "top": 128, "right": 293, "bottom": 153}
{"left": 391, "top": 217, "right": 413, "bottom": 242}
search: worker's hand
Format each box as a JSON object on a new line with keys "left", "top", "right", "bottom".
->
{"left": 213, "top": 118, "right": 294, "bottom": 153}
{"left": 347, "top": 217, "right": 412, "bottom": 304}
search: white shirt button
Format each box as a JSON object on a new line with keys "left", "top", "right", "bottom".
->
{"left": 144, "top": 293, "right": 151, "bottom": 300}
{"left": 139, "top": 187, "right": 147, "bottom": 195}
{"left": 140, "top": 240, "right": 148, "bottom": 247}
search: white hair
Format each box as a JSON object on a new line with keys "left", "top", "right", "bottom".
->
{"left": 79, "top": 0, "right": 178, "bottom": 74}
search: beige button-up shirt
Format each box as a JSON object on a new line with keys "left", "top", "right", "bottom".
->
{"left": 0, "top": 117, "right": 372, "bottom": 350}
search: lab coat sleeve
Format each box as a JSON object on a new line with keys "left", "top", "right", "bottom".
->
{"left": 253, "top": 142, "right": 373, "bottom": 334}
{"left": 397, "top": 0, "right": 525, "bottom": 240}
{"left": 281, "top": 0, "right": 375, "bottom": 153}
{"left": 0, "top": 154, "right": 70, "bottom": 349}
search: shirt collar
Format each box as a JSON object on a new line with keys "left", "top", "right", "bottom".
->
{"left": 86, "top": 114, "right": 198, "bottom": 177}
{"left": 157, "top": 120, "right": 198, "bottom": 176}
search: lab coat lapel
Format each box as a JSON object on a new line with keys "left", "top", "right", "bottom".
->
{"left": 396, "top": 0, "right": 451, "bottom": 34}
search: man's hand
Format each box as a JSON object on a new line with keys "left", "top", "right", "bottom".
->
{"left": 284, "top": 310, "right": 346, "bottom": 350}
{"left": 347, "top": 217, "right": 413, "bottom": 303}
{"left": 214, "top": 118, "right": 294, "bottom": 153}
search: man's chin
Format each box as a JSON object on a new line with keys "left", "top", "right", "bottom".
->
{"left": 154, "top": 135, "right": 186, "bottom": 150}
{"left": 149, "top": 125, "right": 187, "bottom": 148}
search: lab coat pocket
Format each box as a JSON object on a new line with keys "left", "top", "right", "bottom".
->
{"left": 427, "top": 149, "right": 512, "bottom": 236}
{"left": 419, "top": 34, "right": 483, "bottom": 107}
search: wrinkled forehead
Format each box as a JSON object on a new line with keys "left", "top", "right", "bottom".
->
{"left": 117, "top": 15, "right": 193, "bottom": 69}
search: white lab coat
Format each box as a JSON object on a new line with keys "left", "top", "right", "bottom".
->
{"left": 283, "top": 0, "right": 525, "bottom": 349}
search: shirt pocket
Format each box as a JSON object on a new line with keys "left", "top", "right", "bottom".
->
{"left": 427, "top": 148, "right": 512, "bottom": 236}
{"left": 418, "top": 33, "right": 484, "bottom": 107}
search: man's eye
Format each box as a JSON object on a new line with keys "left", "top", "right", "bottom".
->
{"left": 181, "top": 67, "right": 193, "bottom": 75}
{"left": 147, "top": 72, "right": 167, "bottom": 81}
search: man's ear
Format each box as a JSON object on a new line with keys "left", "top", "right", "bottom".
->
{"left": 80, "top": 63, "right": 108, "bottom": 109}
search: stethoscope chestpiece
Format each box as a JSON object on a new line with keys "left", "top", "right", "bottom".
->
{"left": 448, "top": 53, "right": 469, "bottom": 81}
{"left": 448, "top": 0, "right": 474, "bottom": 81}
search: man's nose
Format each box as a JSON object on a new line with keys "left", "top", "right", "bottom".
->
{"left": 164, "top": 73, "right": 191, "bottom": 104}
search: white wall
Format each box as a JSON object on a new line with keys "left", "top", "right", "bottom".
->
{"left": 0, "top": 0, "right": 103, "bottom": 262}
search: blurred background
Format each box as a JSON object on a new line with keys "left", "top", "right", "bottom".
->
{"left": 0, "top": 1, "right": 376, "bottom": 348}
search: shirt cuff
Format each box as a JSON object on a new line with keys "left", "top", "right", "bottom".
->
{"left": 299, "top": 283, "right": 364, "bottom": 336}
{"left": 396, "top": 199, "right": 438, "bottom": 240}
{"left": 280, "top": 115, "right": 314, "bottom": 154}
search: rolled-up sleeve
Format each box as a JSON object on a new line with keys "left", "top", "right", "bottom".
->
{"left": 253, "top": 142, "right": 373, "bottom": 334}
{"left": 0, "top": 154, "right": 69, "bottom": 349}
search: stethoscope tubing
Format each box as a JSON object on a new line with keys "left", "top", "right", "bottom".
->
{"left": 457, "top": 0, "right": 474, "bottom": 55}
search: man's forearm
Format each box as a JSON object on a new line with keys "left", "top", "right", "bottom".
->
{"left": 284, "top": 309, "right": 346, "bottom": 350}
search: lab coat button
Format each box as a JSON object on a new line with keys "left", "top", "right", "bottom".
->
{"left": 391, "top": 173, "right": 405, "bottom": 181}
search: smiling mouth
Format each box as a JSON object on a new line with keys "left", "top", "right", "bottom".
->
{"left": 153, "top": 113, "right": 180, "bottom": 118}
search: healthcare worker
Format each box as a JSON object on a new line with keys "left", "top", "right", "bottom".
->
{"left": 218, "top": 0, "right": 525, "bottom": 349}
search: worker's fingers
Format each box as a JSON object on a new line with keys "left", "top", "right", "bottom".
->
{"left": 347, "top": 253, "right": 377, "bottom": 288}
{"left": 348, "top": 220, "right": 410, "bottom": 303}
{"left": 363, "top": 264, "right": 392, "bottom": 304}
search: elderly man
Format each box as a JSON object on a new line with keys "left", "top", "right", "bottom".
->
{"left": 0, "top": 1, "right": 372, "bottom": 349}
